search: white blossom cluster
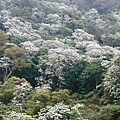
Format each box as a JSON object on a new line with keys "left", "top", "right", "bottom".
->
{"left": 0, "top": 10, "right": 11, "bottom": 22}
{"left": 71, "top": 104, "right": 88, "bottom": 120}
{"left": 33, "top": 39, "right": 82, "bottom": 81}
{"left": 73, "top": 29, "right": 94, "bottom": 41}
{"left": 0, "top": 57, "right": 12, "bottom": 68}
{"left": 102, "top": 46, "right": 120, "bottom": 57}
{"left": 73, "top": 29, "right": 120, "bottom": 59}
{"left": 112, "top": 11, "right": 120, "bottom": 26}
{"left": 32, "top": 28, "right": 120, "bottom": 81}
{"left": 3, "top": 17, "right": 41, "bottom": 40}
{"left": 45, "top": 14, "right": 62, "bottom": 25}
{"left": 2, "top": 100, "right": 87, "bottom": 120}
{"left": 109, "top": 32, "right": 120, "bottom": 40}
{"left": 38, "top": 23, "right": 61, "bottom": 33}
{"left": 36, "top": 103, "right": 87, "bottom": 120}
{"left": 35, "top": 84, "right": 52, "bottom": 93}
{"left": 42, "top": 40, "right": 69, "bottom": 49}
{"left": 36, "top": 102, "right": 70, "bottom": 120}
{"left": 38, "top": 47, "right": 81, "bottom": 79}
{"left": 71, "top": 103, "right": 84, "bottom": 111}
{"left": 35, "top": 76, "right": 49, "bottom": 86}
{"left": 41, "top": 1, "right": 77, "bottom": 13}
{"left": 101, "top": 60, "right": 111, "bottom": 69}
{"left": 82, "top": 8, "right": 107, "bottom": 28}
{"left": 101, "top": 32, "right": 120, "bottom": 47}
{"left": 103, "top": 64, "right": 120, "bottom": 99}
{"left": 20, "top": 41, "right": 39, "bottom": 55}
{"left": 5, "top": 111, "right": 35, "bottom": 120}
{"left": 11, "top": 81, "right": 33, "bottom": 108}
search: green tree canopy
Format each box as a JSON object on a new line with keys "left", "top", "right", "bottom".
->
{"left": 2, "top": 46, "right": 31, "bottom": 82}
{"left": 63, "top": 59, "right": 88, "bottom": 93}
{"left": 80, "top": 60, "right": 103, "bottom": 94}
{"left": 0, "top": 30, "right": 8, "bottom": 47}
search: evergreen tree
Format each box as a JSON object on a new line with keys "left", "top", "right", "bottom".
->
{"left": 80, "top": 60, "right": 103, "bottom": 94}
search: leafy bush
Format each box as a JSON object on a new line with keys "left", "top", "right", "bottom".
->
{"left": 26, "top": 89, "right": 71, "bottom": 115}
{"left": 91, "top": 105, "right": 120, "bottom": 120}
{"left": 0, "top": 115, "right": 4, "bottom": 120}
{"left": 0, "top": 89, "right": 14, "bottom": 104}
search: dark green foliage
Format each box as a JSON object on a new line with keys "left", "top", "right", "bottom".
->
{"left": 8, "top": 35, "right": 27, "bottom": 45}
{"left": 0, "top": 115, "right": 4, "bottom": 120}
{"left": 114, "top": 57, "right": 120, "bottom": 67}
{"left": 50, "top": 76, "right": 60, "bottom": 90}
{"left": 65, "top": 19, "right": 84, "bottom": 30}
{"left": 57, "top": 26, "right": 73, "bottom": 38}
{"left": 0, "top": 30, "right": 8, "bottom": 47}
{"left": 26, "top": 100, "right": 43, "bottom": 115}
{"left": 0, "top": 46, "right": 5, "bottom": 57}
{"left": 104, "top": 53, "right": 113, "bottom": 60}
{"left": 30, "top": 47, "right": 48, "bottom": 65}
{"left": 39, "top": 27, "right": 55, "bottom": 40}
{"left": 80, "top": 60, "right": 103, "bottom": 94}
{"left": 37, "top": 48, "right": 48, "bottom": 56}
{"left": 66, "top": 40, "right": 76, "bottom": 47}
{"left": 0, "top": 19, "right": 4, "bottom": 31}
{"left": 101, "top": 34, "right": 120, "bottom": 47}
{"left": 85, "top": 24, "right": 103, "bottom": 44}
{"left": 14, "top": 64, "right": 39, "bottom": 87}
{"left": 71, "top": 0, "right": 120, "bottom": 14}
{"left": 63, "top": 59, "right": 88, "bottom": 93}
{"left": 9, "top": 0, "right": 35, "bottom": 20}
{"left": 26, "top": 89, "right": 71, "bottom": 115}
{"left": 0, "top": 89, "right": 15, "bottom": 104}
{"left": 63, "top": 59, "right": 103, "bottom": 95}
{"left": 39, "top": 30, "right": 52, "bottom": 40}
{"left": 91, "top": 105, "right": 120, "bottom": 120}
{"left": 0, "top": 0, "right": 119, "bottom": 119}
{"left": 0, "top": 79, "right": 16, "bottom": 104}
{"left": 14, "top": 48, "right": 48, "bottom": 86}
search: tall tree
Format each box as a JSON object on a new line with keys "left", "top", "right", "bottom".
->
{"left": 80, "top": 60, "right": 103, "bottom": 94}
{"left": 1, "top": 46, "right": 31, "bottom": 82}
{"left": 63, "top": 59, "right": 88, "bottom": 93}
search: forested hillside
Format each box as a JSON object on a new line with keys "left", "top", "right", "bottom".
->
{"left": 0, "top": 0, "right": 120, "bottom": 119}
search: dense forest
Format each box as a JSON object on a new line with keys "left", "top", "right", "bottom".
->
{"left": 0, "top": 0, "right": 120, "bottom": 119}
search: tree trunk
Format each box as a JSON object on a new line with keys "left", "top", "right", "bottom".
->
{"left": 3, "top": 69, "right": 14, "bottom": 83}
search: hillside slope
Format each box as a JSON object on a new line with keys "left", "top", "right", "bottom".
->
{"left": 0, "top": 0, "right": 120, "bottom": 120}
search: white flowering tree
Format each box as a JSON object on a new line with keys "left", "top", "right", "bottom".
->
{"left": 5, "top": 111, "right": 35, "bottom": 120}
{"left": 36, "top": 102, "right": 70, "bottom": 120}
{"left": 103, "top": 57, "right": 120, "bottom": 100}
{"left": 11, "top": 78, "right": 33, "bottom": 111}
{"left": 36, "top": 103, "right": 87, "bottom": 120}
